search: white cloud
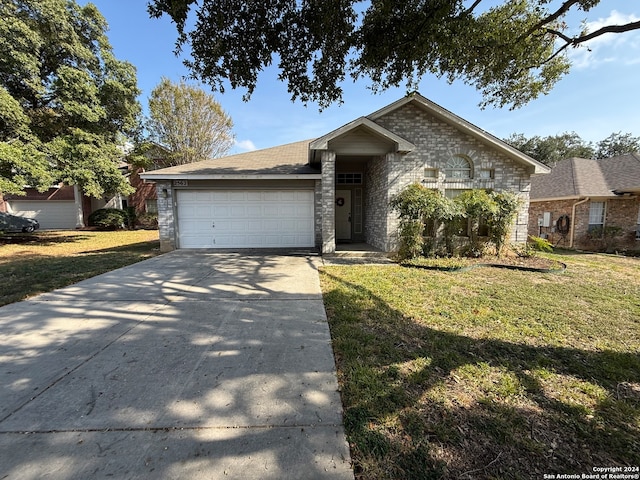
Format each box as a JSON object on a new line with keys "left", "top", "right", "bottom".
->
{"left": 568, "top": 10, "right": 640, "bottom": 69}
{"left": 234, "top": 139, "right": 257, "bottom": 152}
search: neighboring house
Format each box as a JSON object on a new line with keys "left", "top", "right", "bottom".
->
{"left": 0, "top": 145, "right": 169, "bottom": 230}
{"left": 127, "top": 143, "right": 172, "bottom": 219}
{"left": 0, "top": 184, "right": 110, "bottom": 229}
{"left": 528, "top": 153, "right": 640, "bottom": 251}
{"left": 141, "top": 93, "right": 549, "bottom": 253}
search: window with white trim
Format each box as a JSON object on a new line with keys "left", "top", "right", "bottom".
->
{"left": 588, "top": 201, "right": 605, "bottom": 234}
{"left": 445, "top": 155, "right": 472, "bottom": 179}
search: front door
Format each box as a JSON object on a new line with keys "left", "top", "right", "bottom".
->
{"left": 335, "top": 190, "right": 352, "bottom": 241}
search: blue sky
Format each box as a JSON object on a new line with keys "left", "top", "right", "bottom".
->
{"left": 83, "top": 1, "right": 640, "bottom": 154}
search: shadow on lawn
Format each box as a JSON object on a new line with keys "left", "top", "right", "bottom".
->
{"left": 0, "top": 240, "right": 160, "bottom": 306}
{"left": 0, "top": 231, "right": 94, "bottom": 245}
{"left": 323, "top": 272, "right": 640, "bottom": 480}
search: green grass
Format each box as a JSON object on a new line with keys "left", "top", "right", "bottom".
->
{"left": 0, "top": 230, "right": 160, "bottom": 306}
{"left": 320, "top": 252, "right": 640, "bottom": 479}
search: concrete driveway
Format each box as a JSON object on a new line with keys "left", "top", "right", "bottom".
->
{"left": 0, "top": 251, "right": 353, "bottom": 479}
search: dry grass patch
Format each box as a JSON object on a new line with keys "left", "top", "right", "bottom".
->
{"left": 0, "top": 230, "right": 160, "bottom": 306}
{"left": 320, "top": 253, "right": 640, "bottom": 479}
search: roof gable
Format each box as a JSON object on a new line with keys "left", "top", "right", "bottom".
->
{"left": 309, "top": 117, "right": 415, "bottom": 154}
{"left": 369, "top": 93, "right": 550, "bottom": 174}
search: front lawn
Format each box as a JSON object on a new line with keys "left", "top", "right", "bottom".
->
{"left": 320, "top": 252, "right": 640, "bottom": 479}
{"left": 0, "top": 230, "right": 160, "bottom": 306}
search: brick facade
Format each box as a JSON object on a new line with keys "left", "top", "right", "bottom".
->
{"left": 362, "top": 103, "right": 533, "bottom": 248}
{"left": 321, "top": 150, "right": 337, "bottom": 253}
{"left": 156, "top": 181, "right": 175, "bottom": 252}
{"left": 529, "top": 197, "right": 640, "bottom": 251}
{"left": 364, "top": 154, "right": 390, "bottom": 251}
{"left": 128, "top": 167, "right": 157, "bottom": 215}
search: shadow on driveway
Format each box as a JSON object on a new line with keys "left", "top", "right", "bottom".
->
{"left": 0, "top": 251, "right": 353, "bottom": 479}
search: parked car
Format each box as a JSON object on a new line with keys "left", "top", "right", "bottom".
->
{"left": 0, "top": 212, "right": 40, "bottom": 233}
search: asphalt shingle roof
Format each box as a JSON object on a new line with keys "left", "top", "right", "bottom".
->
{"left": 144, "top": 140, "right": 318, "bottom": 176}
{"left": 530, "top": 153, "right": 640, "bottom": 199}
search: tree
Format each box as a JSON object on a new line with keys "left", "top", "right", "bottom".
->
{"left": 146, "top": 78, "right": 234, "bottom": 166}
{"left": 504, "top": 132, "right": 595, "bottom": 166}
{"left": 0, "top": 0, "right": 141, "bottom": 197}
{"left": 148, "top": 0, "right": 640, "bottom": 110}
{"left": 595, "top": 132, "right": 640, "bottom": 159}
{"left": 504, "top": 131, "right": 640, "bottom": 164}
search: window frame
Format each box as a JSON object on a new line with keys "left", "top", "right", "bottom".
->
{"left": 445, "top": 155, "right": 473, "bottom": 180}
{"left": 588, "top": 201, "right": 606, "bottom": 235}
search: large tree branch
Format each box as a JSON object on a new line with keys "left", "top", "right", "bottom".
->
{"left": 544, "top": 20, "right": 640, "bottom": 59}
{"left": 465, "top": 0, "right": 483, "bottom": 15}
{"left": 518, "top": 0, "right": 582, "bottom": 42}
{"left": 571, "top": 20, "right": 640, "bottom": 44}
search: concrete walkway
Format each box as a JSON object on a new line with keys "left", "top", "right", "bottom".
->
{"left": 0, "top": 251, "right": 353, "bottom": 479}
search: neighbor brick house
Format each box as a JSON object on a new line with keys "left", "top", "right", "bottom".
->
{"left": 528, "top": 153, "right": 640, "bottom": 251}
{"left": 0, "top": 144, "right": 169, "bottom": 229}
{"left": 141, "top": 93, "right": 549, "bottom": 253}
{"left": 0, "top": 184, "right": 112, "bottom": 229}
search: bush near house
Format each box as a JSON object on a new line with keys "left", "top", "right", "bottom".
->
{"left": 136, "top": 212, "right": 159, "bottom": 229}
{"left": 390, "top": 184, "right": 521, "bottom": 260}
{"left": 88, "top": 208, "right": 130, "bottom": 230}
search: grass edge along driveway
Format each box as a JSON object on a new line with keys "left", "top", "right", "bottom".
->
{"left": 0, "top": 230, "right": 160, "bottom": 307}
{"left": 320, "top": 253, "right": 640, "bottom": 479}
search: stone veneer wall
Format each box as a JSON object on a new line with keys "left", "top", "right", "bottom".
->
{"left": 529, "top": 197, "right": 640, "bottom": 251}
{"left": 156, "top": 181, "right": 175, "bottom": 252}
{"left": 373, "top": 103, "right": 533, "bottom": 248}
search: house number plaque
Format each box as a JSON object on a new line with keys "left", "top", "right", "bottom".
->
{"left": 173, "top": 180, "right": 188, "bottom": 187}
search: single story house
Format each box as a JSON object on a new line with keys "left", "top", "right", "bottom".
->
{"left": 0, "top": 184, "right": 112, "bottom": 229}
{"left": 141, "top": 93, "right": 550, "bottom": 253}
{"left": 528, "top": 153, "right": 640, "bottom": 251}
{"left": 0, "top": 144, "right": 169, "bottom": 229}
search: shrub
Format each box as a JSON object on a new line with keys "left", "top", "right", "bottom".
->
{"left": 125, "top": 206, "right": 137, "bottom": 229}
{"left": 137, "top": 212, "right": 158, "bottom": 229}
{"left": 453, "top": 190, "right": 496, "bottom": 256}
{"left": 487, "top": 191, "right": 521, "bottom": 256}
{"left": 88, "top": 208, "right": 128, "bottom": 230}
{"left": 529, "top": 235, "right": 553, "bottom": 253}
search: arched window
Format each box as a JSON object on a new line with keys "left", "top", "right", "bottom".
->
{"left": 445, "top": 155, "right": 472, "bottom": 179}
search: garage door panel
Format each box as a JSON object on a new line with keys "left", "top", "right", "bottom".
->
{"left": 7, "top": 200, "right": 76, "bottom": 229}
{"left": 177, "top": 190, "right": 314, "bottom": 249}
{"left": 181, "top": 235, "right": 214, "bottom": 248}
{"left": 180, "top": 219, "right": 212, "bottom": 234}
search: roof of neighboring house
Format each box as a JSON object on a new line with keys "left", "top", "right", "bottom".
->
{"left": 141, "top": 140, "right": 320, "bottom": 180}
{"left": 530, "top": 153, "right": 640, "bottom": 200}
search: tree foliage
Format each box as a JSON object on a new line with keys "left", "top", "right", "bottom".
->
{"left": 146, "top": 78, "right": 235, "bottom": 166}
{"left": 148, "top": 0, "right": 640, "bottom": 110}
{"left": 0, "top": 0, "right": 141, "bottom": 197}
{"left": 595, "top": 132, "right": 640, "bottom": 159}
{"left": 504, "top": 131, "right": 640, "bottom": 165}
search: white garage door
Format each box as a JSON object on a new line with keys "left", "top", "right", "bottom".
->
{"left": 177, "top": 190, "right": 315, "bottom": 248}
{"left": 7, "top": 200, "right": 77, "bottom": 229}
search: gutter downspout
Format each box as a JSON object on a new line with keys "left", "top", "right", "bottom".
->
{"left": 569, "top": 197, "right": 589, "bottom": 248}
